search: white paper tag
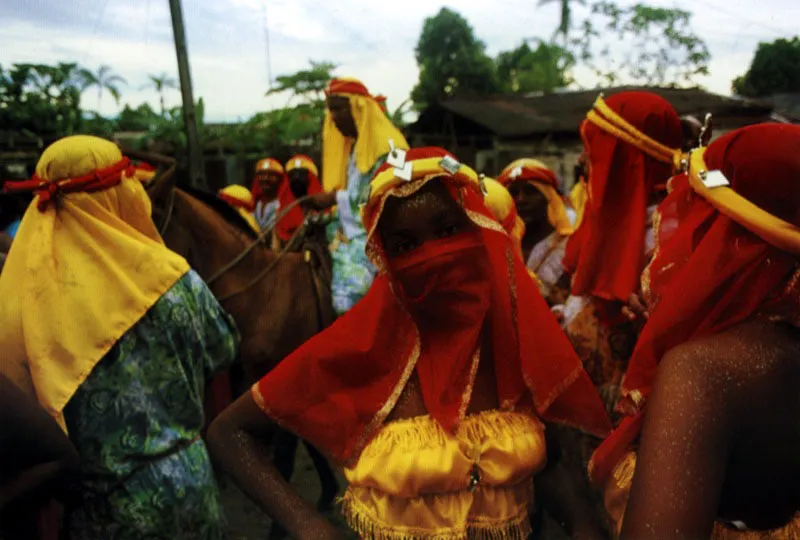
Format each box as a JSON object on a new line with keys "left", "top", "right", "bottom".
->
{"left": 439, "top": 155, "right": 461, "bottom": 175}
{"left": 510, "top": 166, "right": 523, "bottom": 179}
{"left": 395, "top": 162, "right": 413, "bottom": 181}
{"left": 702, "top": 170, "right": 730, "bottom": 189}
{"left": 386, "top": 148, "right": 407, "bottom": 169}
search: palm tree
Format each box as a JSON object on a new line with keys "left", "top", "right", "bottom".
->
{"left": 538, "top": 0, "right": 586, "bottom": 44}
{"left": 80, "top": 65, "right": 127, "bottom": 113}
{"left": 142, "top": 73, "right": 178, "bottom": 116}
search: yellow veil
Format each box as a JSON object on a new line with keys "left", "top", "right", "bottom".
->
{"left": 321, "top": 77, "right": 408, "bottom": 192}
{"left": 0, "top": 136, "right": 189, "bottom": 430}
{"left": 219, "top": 184, "right": 261, "bottom": 234}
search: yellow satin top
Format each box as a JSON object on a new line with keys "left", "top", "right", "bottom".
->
{"left": 341, "top": 410, "right": 547, "bottom": 539}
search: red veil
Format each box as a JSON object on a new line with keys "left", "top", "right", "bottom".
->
{"left": 563, "top": 92, "right": 683, "bottom": 303}
{"left": 590, "top": 123, "right": 800, "bottom": 485}
{"left": 253, "top": 147, "right": 610, "bottom": 466}
{"left": 274, "top": 155, "right": 322, "bottom": 242}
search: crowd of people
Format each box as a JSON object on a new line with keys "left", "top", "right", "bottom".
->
{"left": 0, "top": 76, "right": 798, "bottom": 540}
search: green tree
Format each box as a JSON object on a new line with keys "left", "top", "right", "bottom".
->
{"left": 570, "top": 2, "right": 710, "bottom": 87}
{"left": 266, "top": 61, "right": 336, "bottom": 105}
{"left": 142, "top": 73, "right": 178, "bottom": 116}
{"left": 0, "top": 62, "right": 85, "bottom": 137}
{"left": 411, "top": 7, "right": 500, "bottom": 110}
{"left": 496, "top": 40, "right": 575, "bottom": 94}
{"left": 732, "top": 37, "right": 800, "bottom": 97}
{"left": 117, "top": 103, "right": 162, "bottom": 131}
{"left": 79, "top": 65, "right": 127, "bottom": 113}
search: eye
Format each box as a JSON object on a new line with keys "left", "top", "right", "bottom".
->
{"left": 437, "top": 222, "right": 462, "bottom": 238}
{"left": 390, "top": 237, "right": 419, "bottom": 255}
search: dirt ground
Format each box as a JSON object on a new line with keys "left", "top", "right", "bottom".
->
{"left": 219, "top": 443, "right": 569, "bottom": 540}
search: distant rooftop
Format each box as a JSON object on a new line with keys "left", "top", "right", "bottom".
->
{"left": 410, "top": 86, "right": 778, "bottom": 139}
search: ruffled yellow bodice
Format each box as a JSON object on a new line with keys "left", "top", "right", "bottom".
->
{"left": 341, "top": 410, "right": 547, "bottom": 539}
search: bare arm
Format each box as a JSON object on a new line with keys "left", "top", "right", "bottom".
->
{"left": 206, "top": 392, "right": 342, "bottom": 540}
{"left": 621, "top": 343, "right": 733, "bottom": 539}
{"left": 0, "top": 376, "right": 80, "bottom": 508}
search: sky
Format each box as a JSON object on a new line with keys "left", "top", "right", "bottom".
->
{"left": 2, "top": 0, "right": 798, "bottom": 123}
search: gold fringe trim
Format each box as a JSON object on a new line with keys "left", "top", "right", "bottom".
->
{"left": 358, "top": 410, "right": 543, "bottom": 459}
{"left": 339, "top": 491, "right": 533, "bottom": 540}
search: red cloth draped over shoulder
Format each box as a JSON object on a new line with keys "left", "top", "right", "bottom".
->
{"left": 563, "top": 92, "right": 682, "bottom": 302}
{"left": 590, "top": 123, "right": 800, "bottom": 486}
{"left": 253, "top": 147, "right": 611, "bottom": 466}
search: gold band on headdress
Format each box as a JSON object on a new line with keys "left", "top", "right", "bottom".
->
{"left": 586, "top": 96, "right": 683, "bottom": 170}
{"left": 688, "top": 148, "right": 800, "bottom": 255}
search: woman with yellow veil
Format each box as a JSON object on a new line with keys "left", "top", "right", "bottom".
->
{"left": 305, "top": 77, "right": 408, "bottom": 315}
{"left": 0, "top": 135, "right": 239, "bottom": 539}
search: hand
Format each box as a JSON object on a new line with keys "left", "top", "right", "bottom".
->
{"left": 551, "top": 305, "right": 566, "bottom": 325}
{"left": 304, "top": 192, "right": 338, "bottom": 211}
{"left": 622, "top": 293, "right": 649, "bottom": 323}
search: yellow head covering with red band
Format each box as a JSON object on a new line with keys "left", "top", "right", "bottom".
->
{"left": 322, "top": 77, "right": 408, "bottom": 192}
{"left": 285, "top": 154, "right": 319, "bottom": 178}
{"left": 0, "top": 135, "right": 189, "bottom": 430}
{"left": 498, "top": 158, "right": 574, "bottom": 236}
{"left": 218, "top": 185, "right": 260, "bottom": 234}
{"left": 255, "top": 157, "right": 284, "bottom": 175}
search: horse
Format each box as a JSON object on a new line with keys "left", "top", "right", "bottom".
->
{"left": 138, "top": 152, "right": 340, "bottom": 517}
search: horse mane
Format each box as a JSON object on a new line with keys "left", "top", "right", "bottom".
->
{"left": 178, "top": 185, "right": 259, "bottom": 239}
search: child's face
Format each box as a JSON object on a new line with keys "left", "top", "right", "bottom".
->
{"left": 378, "top": 180, "right": 474, "bottom": 259}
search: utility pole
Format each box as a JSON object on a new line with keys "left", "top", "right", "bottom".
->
{"left": 169, "top": 0, "right": 205, "bottom": 189}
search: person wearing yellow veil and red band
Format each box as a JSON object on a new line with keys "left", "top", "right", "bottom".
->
{"left": 0, "top": 135, "right": 239, "bottom": 539}
{"left": 218, "top": 184, "right": 261, "bottom": 234}
{"left": 270, "top": 154, "right": 324, "bottom": 245}
{"left": 499, "top": 158, "right": 575, "bottom": 306}
{"left": 307, "top": 77, "right": 409, "bottom": 315}
{"left": 251, "top": 157, "right": 284, "bottom": 231}
{"left": 558, "top": 92, "right": 683, "bottom": 404}
{"left": 589, "top": 123, "right": 800, "bottom": 539}
{"left": 207, "top": 147, "right": 611, "bottom": 540}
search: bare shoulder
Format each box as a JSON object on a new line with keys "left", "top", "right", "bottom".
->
{"left": 658, "top": 320, "right": 800, "bottom": 400}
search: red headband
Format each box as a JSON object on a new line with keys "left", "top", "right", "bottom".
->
{"left": 325, "top": 79, "right": 371, "bottom": 97}
{"left": 3, "top": 157, "right": 134, "bottom": 211}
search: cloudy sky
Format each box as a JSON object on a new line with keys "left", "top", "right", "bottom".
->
{"left": 2, "top": 0, "right": 797, "bottom": 122}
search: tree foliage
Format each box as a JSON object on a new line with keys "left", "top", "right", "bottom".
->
{"left": 0, "top": 63, "right": 84, "bottom": 137}
{"left": 79, "top": 65, "right": 127, "bottom": 112}
{"left": 496, "top": 41, "right": 575, "bottom": 94}
{"left": 411, "top": 8, "right": 500, "bottom": 109}
{"left": 117, "top": 103, "right": 162, "bottom": 132}
{"left": 570, "top": 2, "right": 710, "bottom": 87}
{"left": 733, "top": 37, "right": 800, "bottom": 97}
{"left": 142, "top": 73, "right": 178, "bottom": 116}
{"left": 538, "top": 0, "right": 587, "bottom": 43}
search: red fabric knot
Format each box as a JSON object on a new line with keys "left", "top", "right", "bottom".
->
{"left": 2, "top": 157, "right": 132, "bottom": 212}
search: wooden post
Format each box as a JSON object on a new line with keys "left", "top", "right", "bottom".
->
{"left": 169, "top": 0, "right": 205, "bottom": 189}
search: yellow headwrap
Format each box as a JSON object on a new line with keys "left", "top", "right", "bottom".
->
{"left": 218, "top": 184, "right": 261, "bottom": 234}
{"left": 498, "top": 158, "right": 574, "bottom": 236}
{"left": 482, "top": 176, "right": 543, "bottom": 288}
{"left": 0, "top": 135, "right": 189, "bottom": 430}
{"left": 322, "top": 77, "right": 408, "bottom": 192}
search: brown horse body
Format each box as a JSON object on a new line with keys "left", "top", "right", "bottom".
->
{"left": 161, "top": 187, "right": 334, "bottom": 378}
{"left": 154, "top": 184, "right": 339, "bottom": 518}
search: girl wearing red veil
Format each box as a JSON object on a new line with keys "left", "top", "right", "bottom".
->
{"left": 561, "top": 91, "right": 684, "bottom": 408}
{"left": 592, "top": 123, "right": 800, "bottom": 538}
{"left": 208, "top": 147, "right": 611, "bottom": 539}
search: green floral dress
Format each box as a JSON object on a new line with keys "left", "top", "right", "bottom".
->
{"left": 326, "top": 154, "right": 385, "bottom": 315}
{"left": 63, "top": 270, "right": 239, "bottom": 540}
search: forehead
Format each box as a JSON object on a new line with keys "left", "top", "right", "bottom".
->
{"left": 377, "top": 181, "right": 464, "bottom": 232}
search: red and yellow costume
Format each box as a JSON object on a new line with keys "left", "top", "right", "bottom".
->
{"left": 560, "top": 92, "right": 683, "bottom": 394}
{"left": 498, "top": 159, "right": 574, "bottom": 305}
{"left": 275, "top": 154, "right": 323, "bottom": 243}
{"left": 218, "top": 184, "right": 260, "bottom": 234}
{"left": 591, "top": 123, "right": 800, "bottom": 538}
{"left": 252, "top": 148, "right": 610, "bottom": 539}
